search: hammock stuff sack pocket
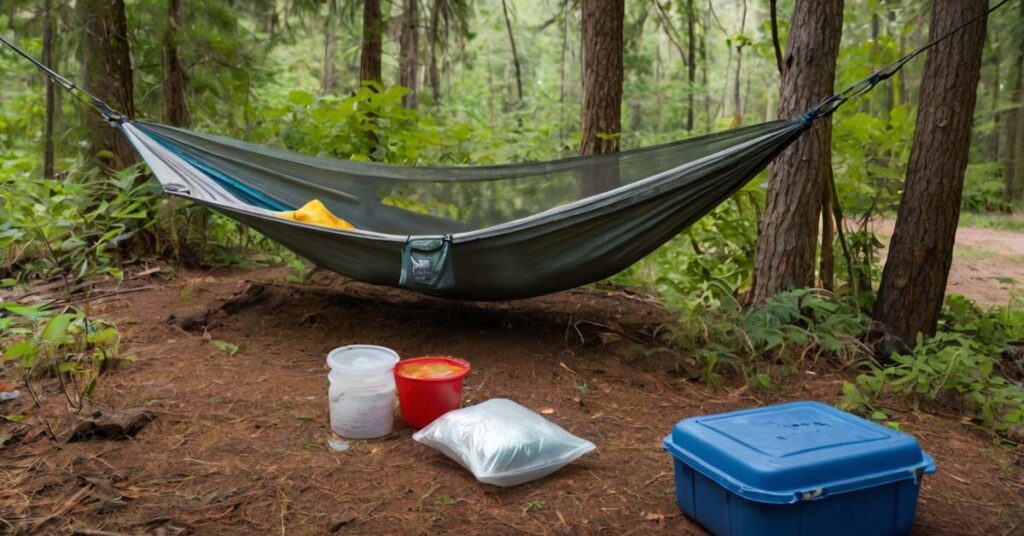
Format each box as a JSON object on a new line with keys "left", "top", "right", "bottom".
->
{"left": 400, "top": 235, "right": 455, "bottom": 291}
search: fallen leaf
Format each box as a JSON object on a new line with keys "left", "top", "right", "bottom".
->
{"left": 644, "top": 512, "right": 665, "bottom": 523}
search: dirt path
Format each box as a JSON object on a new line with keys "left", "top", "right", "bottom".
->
{"left": 872, "top": 218, "right": 1024, "bottom": 307}
{"left": 1, "top": 268, "right": 1022, "bottom": 535}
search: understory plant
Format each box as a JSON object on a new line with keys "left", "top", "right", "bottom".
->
{"left": 842, "top": 294, "right": 1024, "bottom": 439}
{"left": 659, "top": 287, "right": 870, "bottom": 387}
{"left": 1, "top": 302, "right": 133, "bottom": 439}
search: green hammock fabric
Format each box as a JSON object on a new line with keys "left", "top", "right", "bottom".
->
{"left": 119, "top": 118, "right": 810, "bottom": 300}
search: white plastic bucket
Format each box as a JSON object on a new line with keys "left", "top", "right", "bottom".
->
{"left": 327, "top": 345, "right": 400, "bottom": 439}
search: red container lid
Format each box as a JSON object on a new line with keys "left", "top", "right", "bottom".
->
{"left": 394, "top": 356, "right": 471, "bottom": 382}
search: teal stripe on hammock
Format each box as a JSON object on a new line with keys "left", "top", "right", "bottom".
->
{"left": 144, "top": 129, "right": 291, "bottom": 211}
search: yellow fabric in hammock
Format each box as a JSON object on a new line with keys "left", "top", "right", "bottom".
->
{"left": 277, "top": 199, "right": 355, "bottom": 231}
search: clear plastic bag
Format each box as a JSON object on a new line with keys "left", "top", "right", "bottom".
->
{"left": 412, "top": 399, "right": 596, "bottom": 487}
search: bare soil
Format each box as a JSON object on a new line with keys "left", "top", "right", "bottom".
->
{"left": 872, "top": 218, "right": 1024, "bottom": 307}
{"left": 1, "top": 267, "right": 1023, "bottom": 535}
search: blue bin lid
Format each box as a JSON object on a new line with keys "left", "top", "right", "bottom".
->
{"left": 663, "top": 401, "right": 936, "bottom": 504}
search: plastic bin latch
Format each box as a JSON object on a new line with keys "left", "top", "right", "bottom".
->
{"left": 799, "top": 488, "right": 827, "bottom": 502}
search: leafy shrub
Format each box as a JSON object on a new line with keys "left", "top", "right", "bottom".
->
{"left": 0, "top": 166, "right": 157, "bottom": 282}
{"left": 260, "top": 84, "right": 484, "bottom": 165}
{"left": 660, "top": 288, "right": 869, "bottom": 386}
{"left": 2, "top": 302, "right": 133, "bottom": 437}
{"left": 842, "top": 295, "right": 1024, "bottom": 438}
{"left": 961, "top": 162, "right": 1011, "bottom": 213}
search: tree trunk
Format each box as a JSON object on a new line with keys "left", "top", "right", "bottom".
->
{"left": 686, "top": 0, "right": 695, "bottom": 132}
{"left": 731, "top": 0, "right": 746, "bottom": 125}
{"left": 579, "top": 0, "right": 623, "bottom": 156}
{"left": 874, "top": 0, "right": 988, "bottom": 342}
{"left": 79, "top": 0, "right": 136, "bottom": 171}
{"left": 321, "top": 0, "right": 338, "bottom": 94}
{"left": 751, "top": 0, "right": 843, "bottom": 303}
{"left": 501, "top": 0, "right": 523, "bottom": 103}
{"left": 426, "top": 0, "right": 442, "bottom": 102}
{"left": 162, "top": 0, "right": 190, "bottom": 127}
{"left": 1004, "top": 0, "right": 1024, "bottom": 203}
{"left": 359, "top": 0, "right": 382, "bottom": 84}
{"left": 399, "top": 0, "right": 419, "bottom": 108}
{"left": 43, "top": 0, "right": 56, "bottom": 180}
{"left": 701, "top": 5, "right": 709, "bottom": 132}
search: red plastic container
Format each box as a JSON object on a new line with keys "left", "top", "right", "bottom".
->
{"left": 394, "top": 357, "right": 471, "bottom": 428}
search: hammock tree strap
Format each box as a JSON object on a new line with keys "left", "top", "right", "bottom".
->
{"left": 805, "top": 0, "right": 1009, "bottom": 120}
{"left": 0, "top": 34, "right": 126, "bottom": 123}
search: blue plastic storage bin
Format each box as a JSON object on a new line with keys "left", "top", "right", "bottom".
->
{"left": 663, "top": 401, "right": 935, "bottom": 536}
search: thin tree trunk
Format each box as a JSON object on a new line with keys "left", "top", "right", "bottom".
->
{"left": 560, "top": 0, "right": 570, "bottom": 144}
{"left": 43, "top": 0, "right": 55, "bottom": 180}
{"left": 819, "top": 171, "right": 835, "bottom": 291}
{"left": 701, "top": 6, "right": 709, "bottom": 132}
{"left": 399, "top": 0, "right": 419, "bottom": 108}
{"left": 427, "top": 0, "right": 441, "bottom": 102}
{"left": 321, "top": 0, "right": 338, "bottom": 94}
{"left": 686, "top": 0, "right": 696, "bottom": 131}
{"left": 360, "top": 0, "right": 382, "bottom": 84}
{"left": 731, "top": 0, "right": 746, "bottom": 125}
{"left": 874, "top": 0, "right": 988, "bottom": 342}
{"left": 769, "top": 0, "right": 783, "bottom": 75}
{"left": 79, "top": 0, "right": 136, "bottom": 171}
{"left": 1004, "top": 0, "right": 1024, "bottom": 203}
{"left": 579, "top": 0, "right": 623, "bottom": 156}
{"left": 162, "top": 0, "right": 190, "bottom": 127}
{"left": 751, "top": 0, "right": 843, "bottom": 303}
{"left": 988, "top": 41, "right": 1000, "bottom": 162}
{"left": 501, "top": 0, "right": 523, "bottom": 103}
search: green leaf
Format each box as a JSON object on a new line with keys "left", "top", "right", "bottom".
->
{"left": 4, "top": 341, "right": 36, "bottom": 361}
{"left": 2, "top": 302, "right": 51, "bottom": 321}
{"left": 287, "top": 90, "right": 315, "bottom": 107}
{"left": 41, "top": 313, "right": 77, "bottom": 344}
{"left": 211, "top": 340, "right": 239, "bottom": 356}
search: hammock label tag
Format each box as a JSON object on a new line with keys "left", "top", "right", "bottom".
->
{"left": 400, "top": 235, "right": 454, "bottom": 290}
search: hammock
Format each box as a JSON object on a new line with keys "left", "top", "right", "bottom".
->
{"left": 119, "top": 118, "right": 808, "bottom": 300}
{"left": 0, "top": 1, "right": 1000, "bottom": 300}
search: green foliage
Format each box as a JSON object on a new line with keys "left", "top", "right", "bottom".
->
{"left": 659, "top": 288, "right": 869, "bottom": 386}
{"left": 1, "top": 302, "right": 133, "bottom": 424}
{"left": 961, "top": 162, "right": 1013, "bottom": 213}
{"left": 261, "top": 84, "right": 483, "bottom": 165}
{"left": 211, "top": 339, "right": 240, "bottom": 356}
{"left": 0, "top": 165, "right": 156, "bottom": 282}
{"left": 842, "top": 295, "right": 1024, "bottom": 438}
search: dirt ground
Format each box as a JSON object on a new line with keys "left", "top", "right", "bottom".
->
{"left": 1, "top": 265, "right": 1023, "bottom": 535}
{"left": 872, "top": 218, "right": 1024, "bottom": 307}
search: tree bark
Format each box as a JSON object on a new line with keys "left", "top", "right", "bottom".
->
{"left": 579, "top": 0, "right": 623, "bottom": 156}
{"left": 874, "top": 0, "right": 988, "bottom": 342}
{"left": 731, "top": 0, "right": 746, "bottom": 125}
{"left": 1004, "top": 0, "right": 1024, "bottom": 203}
{"left": 79, "top": 0, "right": 136, "bottom": 171}
{"left": 43, "top": 0, "right": 56, "bottom": 180}
{"left": 686, "top": 0, "right": 696, "bottom": 132}
{"left": 399, "top": 0, "right": 419, "bottom": 108}
{"left": 359, "top": 0, "right": 382, "bottom": 84}
{"left": 162, "top": 0, "right": 190, "bottom": 127}
{"left": 701, "top": 5, "right": 709, "bottom": 132}
{"left": 501, "top": 0, "right": 523, "bottom": 103}
{"left": 751, "top": 0, "right": 843, "bottom": 303}
{"left": 427, "top": 0, "right": 442, "bottom": 102}
{"left": 321, "top": 0, "right": 338, "bottom": 94}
